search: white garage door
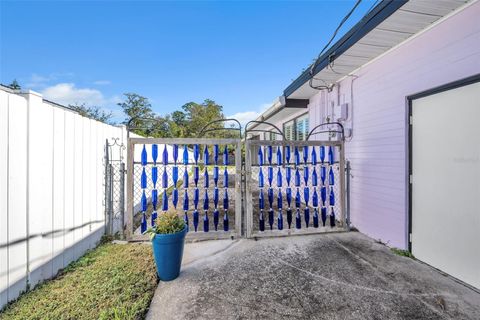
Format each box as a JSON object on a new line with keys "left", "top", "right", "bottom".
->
{"left": 411, "top": 79, "right": 480, "bottom": 289}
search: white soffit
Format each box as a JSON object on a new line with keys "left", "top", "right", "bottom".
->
{"left": 289, "top": 0, "right": 471, "bottom": 99}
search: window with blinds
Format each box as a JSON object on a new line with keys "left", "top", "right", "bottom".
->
{"left": 284, "top": 121, "right": 294, "bottom": 141}
{"left": 296, "top": 114, "right": 309, "bottom": 141}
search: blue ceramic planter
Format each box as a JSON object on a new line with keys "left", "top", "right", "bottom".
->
{"left": 151, "top": 226, "right": 187, "bottom": 281}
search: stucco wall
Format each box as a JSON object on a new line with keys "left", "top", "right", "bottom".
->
{"left": 308, "top": 1, "right": 480, "bottom": 248}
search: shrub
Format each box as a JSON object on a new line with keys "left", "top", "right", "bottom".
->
{"left": 146, "top": 212, "right": 185, "bottom": 240}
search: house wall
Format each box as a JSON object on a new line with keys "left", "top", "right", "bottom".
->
{"left": 0, "top": 89, "right": 129, "bottom": 308}
{"left": 307, "top": 1, "right": 480, "bottom": 248}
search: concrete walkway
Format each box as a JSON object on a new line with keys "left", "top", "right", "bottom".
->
{"left": 146, "top": 232, "right": 480, "bottom": 320}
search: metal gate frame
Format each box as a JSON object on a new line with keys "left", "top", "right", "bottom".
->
{"left": 126, "top": 137, "right": 243, "bottom": 241}
{"left": 125, "top": 131, "right": 348, "bottom": 241}
{"left": 244, "top": 139, "right": 346, "bottom": 238}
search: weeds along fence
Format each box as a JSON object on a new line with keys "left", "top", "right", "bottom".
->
{"left": 0, "top": 88, "right": 129, "bottom": 308}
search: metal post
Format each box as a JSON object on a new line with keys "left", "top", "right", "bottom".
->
{"left": 245, "top": 140, "right": 253, "bottom": 238}
{"left": 235, "top": 141, "right": 243, "bottom": 237}
{"left": 126, "top": 139, "right": 134, "bottom": 240}
{"left": 108, "top": 163, "right": 114, "bottom": 235}
{"left": 104, "top": 140, "right": 110, "bottom": 235}
{"left": 119, "top": 162, "right": 126, "bottom": 239}
{"left": 339, "top": 142, "right": 346, "bottom": 228}
{"left": 346, "top": 160, "right": 351, "bottom": 231}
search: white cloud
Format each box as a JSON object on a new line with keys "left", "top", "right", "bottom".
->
{"left": 41, "top": 83, "right": 106, "bottom": 106}
{"left": 228, "top": 103, "right": 271, "bottom": 126}
{"left": 93, "top": 80, "right": 111, "bottom": 85}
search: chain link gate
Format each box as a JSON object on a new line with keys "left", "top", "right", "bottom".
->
{"left": 125, "top": 121, "right": 348, "bottom": 241}
{"left": 245, "top": 139, "right": 346, "bottom": 238}
{"left": 126, "top": 138, "right": 243, "bottom": 241}
{"left": 104, "top": 138, "right": 126, "bottom": 237}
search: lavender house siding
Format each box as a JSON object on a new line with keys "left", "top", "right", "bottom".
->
{"left": 306, "top": 1, "right": 480, "bottom": 248}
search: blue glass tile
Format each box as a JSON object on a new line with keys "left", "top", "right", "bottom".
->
{"left": 329, "top": 167, "right": 335, "bottom": 185}
{"left": 267, "top": 167, "right": 273, "bottom": 186}
{"left": 203, "top": 146, "right": 209, "bottom": 165}
{"left": 183, "top": 145, "right": 189, "bottom": 165}
{"left": 162, "top": 190, "right": 168, "bottom": 211}
{"left": 152, "top": 144, "right": 158, "bottom": 164}
{"left": 257, "top": 147, "right": 263, "bottom": 166}
{"left": 141, "top": 190, "right": 147, "bottom": 212}
{"left": 295, "top": 189, "right": 301, "bottom": 208}
{"left": 193, "top": 167, "right": 199, "bottom": 186}
{"left": 223, "top": 190, "right": 229, "bottom": 210}
{"left": 312, "top": 189, "right": 318, "bottom": 207}
{"left": 295, "top": 168, "right": 300, "bottom": 187}
{"left": 268, "top": 188, "right": 274, "bottom": 207}
{"left": 213, "top": 167, "right": 219, "bottom": 186}
{"left": 151, "top": 166, "right": 158, "bottom": 186}
{"left": 194, "top": 144, "right": 200, "bottom": 164}
{"left": 141, "top": 145, "right": 147, "bottom": 166}
{"left": 294, "top": 147, "right": 300, "bottom": 166}
{"left": 311, "top": 147, "right": 317, "bottom": 165}
{"left": 277, "top": 190, "right": 283, "bottom": 209}
{"left": 304, "top": 167, "right": 309, "bottom": 184}
{"left": 277, "top": 168, "right": 282, "bottom": 187}
{"left": 214, "top": 145, "right": 219, "bottom": 165}
{"left": 285, "top": 167, "right": 291, "bottom": 186}
{"left": 203, "top": 190, "right": 209, "bottom": 210}
{"left": 141, "top": 168, "right": 147, "bottom": 189}
{"left": 183, "top": 168, "right": 189, "bottom": 188}
{"left": 213, "top": 188, "right": 219, "bottom": 207}
{"left": 321, "top": 166, "right": 326, "bottom": 185}
{"left": 173, "top": 144, "right": 178, "bottom": 163}
{"left": 258, "top": 168, "right": 264, "bottom": 188}
{"left": 183, "top": 190, "right": 189, "bottom": 210}
{"left": 303, "top": 188, "right": 309, "bottom": 204}
{"left": 162, "top": 168, "right": 168, "bottom": 188}
{"left": 320, "top": 146, "right": 325, "bottom": 164}
{"left": 172, "top": 167, "right": 178, "bottom": 185}
{"left": 304, "top": 207, "right": 310, "bottom": 228}
{"left": 152, "top": 189, "right": 158, "bottom": 210}
{"left": 259, "top": 189, "right": 264, "bottom": 210}
{"left": 329, "top": 186, "right": 335, "bottom": 206}
{"left": 193, "top": 188, "right": 199, "bottom": 208}
{"left": 223, "top": 146, "right": 229, "bottom": 166}
{"left": 204, "top": 169, "right": 209, "bottom": 188}
{"left": 312, "top": 168, "right": 318, "bottom": 186}
{"left": 172, "top": 189, "right": 178, "bottom": 208}
{"left": 223, "top": 168, "right": 229, "bottom": 187}
{"left": 163, "top": 145, "right": 168, "bottom": 165}
{"left": 286, "top": 187, "right": 292, "bottom": 208}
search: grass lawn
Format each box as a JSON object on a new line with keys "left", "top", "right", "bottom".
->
{"left": 0, "top": 241, "right": 157, "bottom": 320}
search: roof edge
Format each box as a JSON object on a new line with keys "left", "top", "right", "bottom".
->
{"left": 283, "top": 0, "right": 407, "bottom": 98}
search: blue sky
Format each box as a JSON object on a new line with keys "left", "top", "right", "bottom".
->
{"left": 0, "top": 0, "right": 377, "bottom": 123}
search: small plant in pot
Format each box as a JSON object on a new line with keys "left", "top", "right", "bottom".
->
{"left": 146, "top": 212, "right": 187, "bottom": 281}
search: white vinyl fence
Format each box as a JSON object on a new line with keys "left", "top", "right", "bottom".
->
{"left": 0, "top": 88, "right": 129, "bottom": 308}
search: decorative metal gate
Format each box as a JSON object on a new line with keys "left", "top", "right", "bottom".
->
{"left": 124, "top": 122, "right": 348, "bottom": 241}
{"left": 126, "top": 138, "right": 243, "bottom": 241}
{"left": 244, "top": 139, "right": 346, "bottom": 238}
{"left": 104, "top": 138, "right": 126, "bottom": 237}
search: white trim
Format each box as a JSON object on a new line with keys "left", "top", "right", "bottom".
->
{"left": 336, "top": 0, "right": 479, "bottom": 83}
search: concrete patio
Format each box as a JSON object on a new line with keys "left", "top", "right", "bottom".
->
{"left": 147, "top": 232, "right": 480, "bottom": 320}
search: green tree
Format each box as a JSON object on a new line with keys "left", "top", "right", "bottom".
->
{"left": 118, "top": 93, "right": 155, "bottom": 136}
{"left": 181, "top": 99, "right": 228, "bottom": 137}
{"left": 9, "top": 79, "right": 21, "bottom": 90}
{"left": 69, "top": 103, "right": 113, "bottom": 124}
